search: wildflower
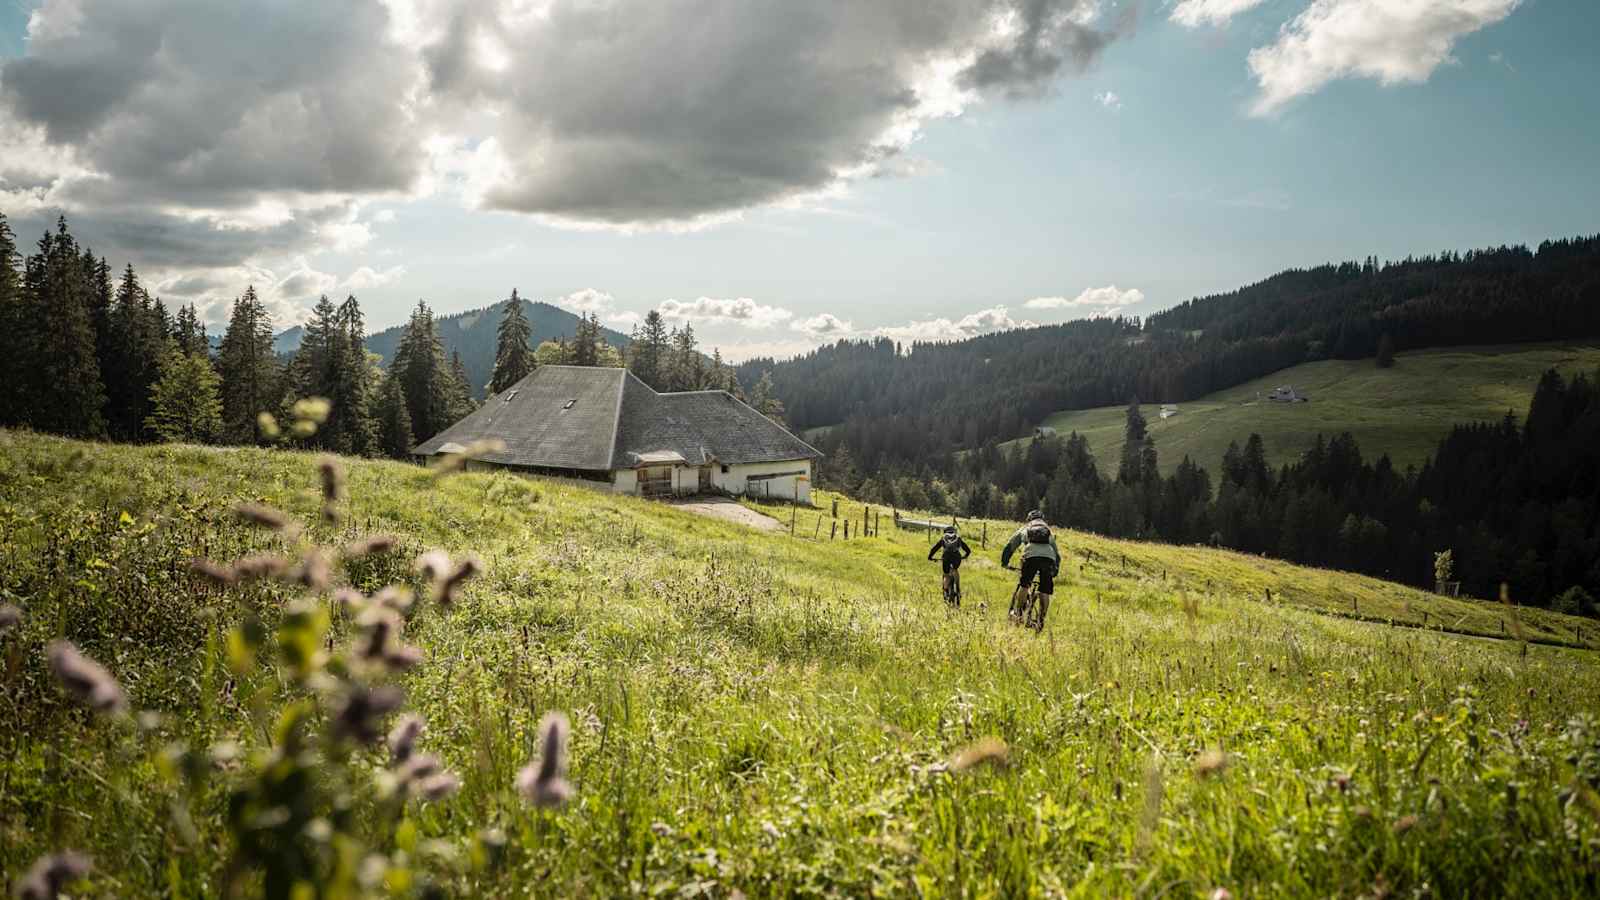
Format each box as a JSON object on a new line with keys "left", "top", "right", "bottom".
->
{"left": 1333, "top": 773, "right": 1351, "bottom": 793}
{"left": 415, "top": 772, "right": 461, "bottom": 802}
{"left": 293, "top": 550, "right": 333, "bottom": 592}
{"left": 0, "top": 602, "right": 21, "bottom": 634}
{"left": 334, "top": 587, "right": 366, "bottom": 612}
{"left": 343, "top": 535, "right": 399, "bottom": 559}
{"left": 949, "top": 736, "right": 1009, "bottom": 772}
{"left": 332, "top": 685, "right": 405, "bottom": 745}
{"left": 15, "top": 851, "right": 92, "bottom": 900}
{"left": 388, "top": 716, "right": 426, "bottom": 763}
{"left": 235, "top": 503, "right": 294, "bottom": 532}
{"left": 293, "top": 397, "right": 332, "bottom": 425}
{"left": 415, "top": 550, "right": 451, "bottom": 582}
{"left": 517, "top": 711, "right": 574, "bottom": 808}
{"left": 1393, "top": 814, "right": 1418, "bottom": 834}
{"left": 383, "top": 644, "right": 425, "bottom": 671}
{"left": 1211, "top": 890, "right": 1232, "bottom": 900}
{"left": 397, "top": 754, "right": 443, "bottom": 783}
{"left": 47, "top": 641, "right": 127, "bottom": 715}
{"left": 372, "top": 586, "right": 416, "bottom": 615}
{"left": 1194, "top": 749, "right": 1229, "bottom": 779}
{"left": 257, "top": 412, "right": 281, "bottom": 440}
{"left": 318, "top": 456, "right": 344, "bottom": 504}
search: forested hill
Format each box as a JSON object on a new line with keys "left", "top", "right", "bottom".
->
{"left": 740, "top": 234, "right": 1600, "bottom": 468}
{"left": 234, "top": 299, "right": 629, "bottom": 399}
{"left": 364, "top": 299, "right": 628, "bottom": 399}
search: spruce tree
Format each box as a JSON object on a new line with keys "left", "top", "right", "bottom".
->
{"left": 571, "top": 313, "right": 599, "bottom": 367}
{"left": 391, "top": 300, "right": 450, "bottom": 442}
{"left": 21, "top": 218, "right": 106, "bottom": 437}
{"left": 447, "top": 350, "right": 475, "bottom": 421}
{"left": 174, "top": 303, "right": 206, "bottom": 356}
{"left": 629, "top": 310, "right": 669, "bottom": 388}
{"left": 146, "top": 346, "right": 224, "bottom": 443}
{"left": 1116, "top": 397, "right": 1147, "bottom": 485}
{"left": 669, "top": 324, "right": 704, "bottom": 390}
{"left": 105, "top": 264, "right": 164, "bottom": 440}
{"left": 216, "top": 286, "right": 279, "bottom": 443}
{"left": 750, "top": 371, "right": 786, "bottom": 425}
{"left": 330, "top": 296, "right": 378, "bottom": 456}
{"left": 374, "top": 371, "right": 414, "bottom": 458}
{"left": 0, "top": 213, "right": 21, "bottom": 425}
{"left": 491, "top": 290, "right": 535, "bottom": 393}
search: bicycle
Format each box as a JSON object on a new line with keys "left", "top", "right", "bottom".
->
{"left": 937, "top": 561, "right": 962, "bottom": 607}
{"left": 1005, "top": 566, "right": 1050, "bottom": 632}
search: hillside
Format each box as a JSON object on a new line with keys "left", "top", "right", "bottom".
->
{"left": 1024, "top": 341, "right": 1600, "bottom": 475}
{"left": 5, "top": 431, "right": 1599, "bottom": 896}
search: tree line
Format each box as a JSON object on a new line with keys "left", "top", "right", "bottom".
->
{"left": 0, "top": 212, "right": 786, "bottom": 457}
{"left": 746, "top": 235, "right": 1600, "bottom": 474}
{"left": 819, "top": 368, "right": 1600, "bottom": 615}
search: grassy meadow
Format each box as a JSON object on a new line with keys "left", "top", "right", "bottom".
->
{"left": 1023, "top": 342, "right": 1600, "bottom": 476}
{"left": 4, "top": 430, "right": 1600, "bottom": 897}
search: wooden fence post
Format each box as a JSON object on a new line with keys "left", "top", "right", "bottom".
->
{"left": 981, "top": 521, "right": 987, "bottom": 549}
{"left": 845, "top": 520, "right": 850, "bottom": 540}
{"left": 830, "top": 522, "right": 837, "bottom": 540}
{"left": 814, "top": 517, "right": 822, "bottom": 539}
{"left": 832, "top": 498, "right": 838, "bottom": 518}
{"left": 791, "top": 505, "right": 797, "bottom": 535}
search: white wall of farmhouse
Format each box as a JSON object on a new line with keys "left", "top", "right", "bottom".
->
{"left": 608, "top": 458, "right": 812, "bottom": 503}
{"left": 612, "top": 469, "right": 638, "bottom": 493}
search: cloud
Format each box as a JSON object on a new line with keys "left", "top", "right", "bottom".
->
{"left": 792, "top": 313, "right": 855, "bottom": 338}
{"left": 555, "top": 288, "right": 618, "bottom": 315}
{"left": 1024, "top": 284, "right": 1143, "bottom": 310}
{"left": 1094, "top": 90, "right": 1123, "bottom": 110}
{"left": 876, "top": 305, "right": 1035, "bottom": 343}
{"left": 343, "top": 265, "right": 408, "bottom": 291}
{"left": 1170, "top": 0, "right": 1269, "bottom": 28}
{"left": 657, "top": 297, "right": 795, "bottom": 329}
{"left": 152, "top": 259, "right": 407, "bottom": 329}
{"left": 1247, "top": 0, "right": 1522, "bottom": 116}
{"left": 422, "top": 0, "right": 1120, "bottom": 226}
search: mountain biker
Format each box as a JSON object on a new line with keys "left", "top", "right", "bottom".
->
{"left": 928, "top": 525, "right": 972, "bottom": 605}
{"left": 1000, "top": 509, "right": 1061, "bottom": 629}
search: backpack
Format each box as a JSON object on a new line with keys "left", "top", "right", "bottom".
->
{"left": 1026, "top": 519, "right": 1051, "bottom": 544}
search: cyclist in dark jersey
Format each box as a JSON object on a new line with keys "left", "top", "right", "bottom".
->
{"left": 928, "top": 525, "right": 972, "bottom": 605}
{"left": 1000, "top": 509, "right": 1061, "bottom": 629}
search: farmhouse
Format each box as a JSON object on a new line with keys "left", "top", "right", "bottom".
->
{"left": 412, "top": 366, "right": 822, "bottom": 502}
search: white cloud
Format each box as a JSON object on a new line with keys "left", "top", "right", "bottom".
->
{"left": 343, "top": 265, "right": 408, "bottom": 291}
{"left": 1248, "top": 0, "right": 1522, "bottom": 116}
{"left": 1094, "top": 90, "right": 1123, "bottom": 110}
{"left": 876, "top": 305, "right": 1035, "bottom": 343}
{"left": 716, "top": 338, "right": 828, "bottom": 364}
{"left": 791, "top": 313, "right": 854, "bottom": 338}
{"left": 555, "top": 288, "right": 617, "bottom": 315}
{"left": 657, "top": 296, "right": 794, "bottom": 329}
{"left": 1024, "top": 284, "right": 1143, "bottom": 311}
{"left": 1170, "top": 0, "right": 1269, "bottom": 28}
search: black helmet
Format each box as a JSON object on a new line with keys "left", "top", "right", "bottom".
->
{"left": 1026, "top": 509, "right": 1043, "bottom": 521}
{"left": 943, "top": 524, "right": 958, "bottom": 536}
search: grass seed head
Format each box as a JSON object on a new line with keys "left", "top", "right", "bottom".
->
{"left": 1194, "top": 749, "right": 1229, "bottom": 779}
{"left": 230, "top": 554, "right": 292, "bottom": 581}
{"left": 16, "top": 851, "right": 93, "bottom": 900}
{"left": 46, "top": 641, "right": 127, "bottom": 716}
{"left": 415, "top": 772, "right": 461, "bottom": 802}
{"left": 188, "top": 558, "right": 238, "bottom": 585}
{"left": 293, "top": 550, "right": 332, "bottom": 592}
{"left": 950, "top": 736, "right": 1009, "bottom": 772}
{"left": 342, "top": 535, "right": 399, "bottom": 560}
{"left": 397, "top": 753, "right": 443, "bottom": 783}
{"left": 0, "top": 602, "right": 22, "bottom": 634}
{"left": 437, "top": 556, "right": 483, "bottom": 606}
{"left": 388, "top": 715, "right": 425, "bottom": 763}
{"left": 517, "top": 711, "right": 573, "bottom": 808}
{"left": 235, "top": 503, "right": 294, "bottom": 532}
{"left": 1393, "top": 813, "right": 1419, "bottom": 834}
{"left": 415, "top": 550, "right": 451, "bottom": 582}
{"left": 332, "top": 685, "right": 405, "bottom": 745}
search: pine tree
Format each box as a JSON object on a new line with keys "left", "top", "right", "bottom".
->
{"left": 174, "top": 303, "right": 206, "bottom": 356}
{"left": 216, "top": 286, "right": 279, "bottom": 443}
{"left": 374, "top": 371, "right": 414, "bottom": 458}
{"left": 749, "top": 371, "right": 786, "bottom": 425}
{"left": 571, "top": 313, "right": 600, "bottom": 367}
{"left": 491, "top": 290, "right": 535, "bottom": 393}
{"left": 288, "top": 295, "right": 338, "bottom": 403}
{"left": 669, "top": 323, "right": 704, "bottom": 390}
{"left": 20, "top": 218, "right": 106, "bottom": 437}
{"left": 1376, "top": 333, "right": 1396, "bottom": 368}
{"left": 391, "top": 300, "right": 451, "bottom": 442}
{"left": 104, "top": 264, "right": 165, "bottom": 440}
{"left": 146, "top": 346, "right": 224, "bottom": 443}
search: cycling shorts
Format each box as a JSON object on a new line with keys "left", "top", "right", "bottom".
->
{"left": 1019, "top": 556, "right": 1055, "bottom": 594}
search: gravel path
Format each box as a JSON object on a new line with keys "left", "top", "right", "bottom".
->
{"left": 670, "top": 498, "right": 783, "bottom": 532}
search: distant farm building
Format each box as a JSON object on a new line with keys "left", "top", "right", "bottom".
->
{"left": 1159, "top": 404, "right": 1179, "bottom": 419}
{"left": 1035, "top": 426, "right": 1058, "bottom": 438}
{"left": 413, "top": 366, "right": 821, "bottom": 502}
{"left": 1264, "top": 385, "right": 1309, "bottom": 403}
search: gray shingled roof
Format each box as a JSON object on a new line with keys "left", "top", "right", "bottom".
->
{"left": 412, "top": 366, "right": 820, "bottom": 471}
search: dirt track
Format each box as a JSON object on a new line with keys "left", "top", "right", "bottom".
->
{"left": 671, "top": 498, "right": 783, "bottom": 532}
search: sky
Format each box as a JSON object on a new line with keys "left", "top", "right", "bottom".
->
{"left": 1, "top": 0, "right": 1596, "bottom": 361}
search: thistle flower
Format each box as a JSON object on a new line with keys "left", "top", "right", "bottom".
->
{"left": 516, "top": 711, "right": 574, "bottom": 808}
{"left": 388, "top": 715, "right": 425, "bottom": 763}
{"left": 332, "top": 685, "right": 405, "bottom": 745}
{"left": 15, "top": 851, "right": 92, "bottom": 900}
{"left": 415, "top": 550, "right": 451, "bottom": 582}
{"left": 383, "top": 644, "right": 425, "bottom": 671}
{"left": 235, "top": 503, "right": 294, "bottom": 532}
{"left": 356, "top": 608, "right": 402, "bottom": 662}
{"left": 343, "top": 535, "right": 399, "bottom": 559}
{"left": 397, "top": 753, "right": 443, "bottom": 783}
{"left": 949, "top": 736, "right": 1009, "bottom": 772}
{"left": 415, "top": 772, "right": 461, "bottom": 802}
{"left": 0, "top": 602, "right": 22, "bottom": 634}
{"left": 318, "top": 456, "right": 344, "bottom": 504}
{"left": 372, "top": 586, "right": 416, "bottom": 616}
{"left": 47, "top": 641, "right": 127, "bottom": 715}
{"left": 188, "top": 558, "right": 238, "bottom": 585}
{"left": 292, "top": 550, "right": 332, "bottom": 592}
{"left": 1194, "top": 749, "right": 1229, "bottom": 779}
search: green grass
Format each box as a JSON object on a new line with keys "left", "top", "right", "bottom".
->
{"left": 1023, "top": 341, "right": 1600, "bottom": 475}
{"left": 5, "top": 431, "right": 1600, "bottom": 897}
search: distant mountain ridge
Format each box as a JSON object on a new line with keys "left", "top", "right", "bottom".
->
{"left": 237, "top": 299, "right": 628, "bottom": 398}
